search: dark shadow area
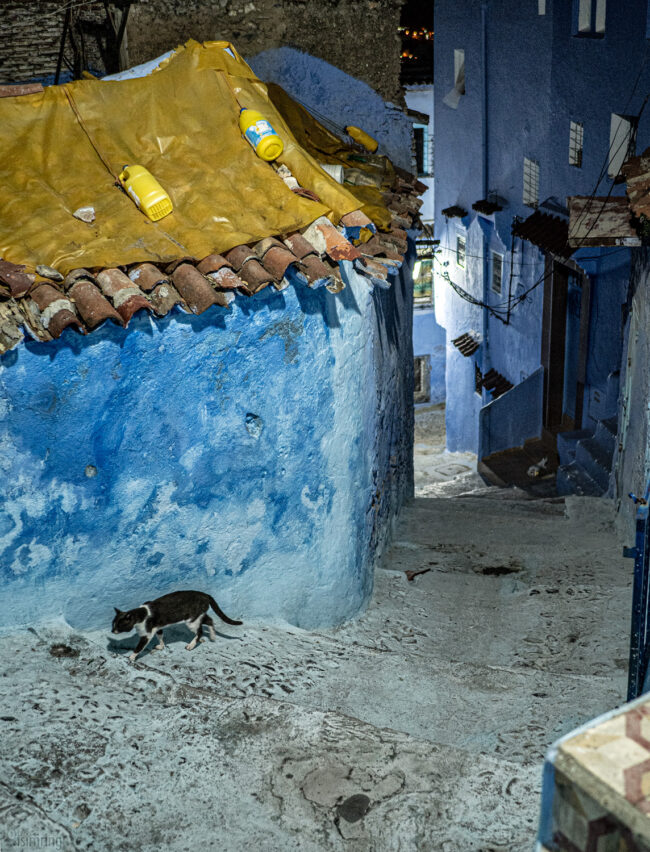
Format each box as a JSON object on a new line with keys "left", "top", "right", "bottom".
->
{"left": 106, "top": 623, "right": 243, "bottom": 659}
{"left": 293, "top": 282, "right": 341, "bottom": 329}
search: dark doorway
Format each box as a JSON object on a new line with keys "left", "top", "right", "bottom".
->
{"left": 541, "top": 257, "right": 591, "bottom": 434}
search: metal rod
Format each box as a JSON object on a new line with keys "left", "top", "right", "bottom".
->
{"left": 54, "top": 7, "right": 71, "bottom": 85}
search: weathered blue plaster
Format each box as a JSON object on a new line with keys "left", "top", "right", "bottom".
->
{"left": 248, "top": 47, "right": 413, "bottom": 171}
{"left": 434, "top": 0, "right": 650, "bottom": 454}
{"left": 0, "top": 263, "right": 413, "bottom": 633}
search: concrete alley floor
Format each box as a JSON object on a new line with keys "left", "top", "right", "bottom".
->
{"left": 0, "top": 409, "right": 632, "bottom": 851}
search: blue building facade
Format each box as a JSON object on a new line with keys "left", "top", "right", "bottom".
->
{"left": 405, "top": 84, "right": 446, "bottom": 407}
{"left": 434, "top": 0, "right": 650, "bottom": 488}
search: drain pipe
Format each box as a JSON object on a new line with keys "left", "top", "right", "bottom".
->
{"left": 480, "top": 0, "right": 490, "bottom": 391}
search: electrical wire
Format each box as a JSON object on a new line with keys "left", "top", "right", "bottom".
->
{"left": 40, "top": 0, "right": 100, "bottom": 20}
{"left": 439, "top": 65, "right": 649, "bottom": 323}
{"left": 571, "top": 47, "right": 649, "bottom": 236}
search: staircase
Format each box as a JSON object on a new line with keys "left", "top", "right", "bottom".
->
{"left": 556, "top": 416, "right": 617, "bottom": 497}
{"left": 479, "top": 434, "right": 560, "bottom": 496}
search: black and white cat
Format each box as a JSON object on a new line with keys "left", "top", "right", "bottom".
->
{"left": 111, "top": 590, "right": 242, "bottom": 662}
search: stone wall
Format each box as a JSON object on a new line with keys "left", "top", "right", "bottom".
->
{"left": 0, "top": 1, "right": 107, "bottom": 83}
{"left": 613, "top": 248, "right": 650, "bottom": 535}
{"left": 1, "top": 0, "right": 405, "bottom": 102}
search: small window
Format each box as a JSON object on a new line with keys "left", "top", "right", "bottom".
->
{"left": 523, "top": 157, "right": 540, "bottom": 207}
{"left": 456, "top": 235, "right": 466, "bottom": 267}
{"left": 454, "top": 49, "right": 466, "bottom": 95}
{"left": 609, "top": 113, "right": 636, "bottom": 178}
{"left": 575, "top": 0, "right": 606, "bottom": 36}
{"left": 413, "top": 124, "right": 431, "bottom": 176}
{"left": 414, "top": 355, "right": 431, "bottom": 404}
{"left": 569, "top": 121, "right": 584, "bottom": 167}
{"left": 414, "top": 239, "right": 434, "bottom": 304}
{"left": 538, "top": 0, "right": 546, "bottom": 14}
{"left": 491, "top": 253, "right": 503, "bottom": 295}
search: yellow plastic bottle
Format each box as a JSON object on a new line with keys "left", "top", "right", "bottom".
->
{"left": 118, "top": 165, "right": 173, "bottom": 222}
{"left": 345, "top": 126, "right": 379, "bottom": 153}
{"left": 239, "top": 108, "right": 284, "bottom": 162}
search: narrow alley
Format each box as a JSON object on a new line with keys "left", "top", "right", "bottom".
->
{"left": 0, "top": 411, "right": 630, "bottom": 851}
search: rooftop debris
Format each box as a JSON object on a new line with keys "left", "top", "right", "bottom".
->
{"left": 567, "top": 196, "right": 641, "bottom": 248}
{"left": 0, "top": 41, "right": 425, "bottom": 354}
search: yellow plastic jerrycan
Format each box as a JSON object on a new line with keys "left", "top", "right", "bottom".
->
{"left": 345, "top": 126, "right": 379, "bottom": 153}
{"left": 239, "top": 108, "right": 284, "bottom": 162}
{"left": 118, "top": 165, "right": 173, "bottom": 222}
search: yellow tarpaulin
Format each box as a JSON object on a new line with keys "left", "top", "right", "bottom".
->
{"left": 0, "top": 40, "right": 362, "bottom": 275}
{"left": 265, "top": 82, "right": 395, "bottom": 231}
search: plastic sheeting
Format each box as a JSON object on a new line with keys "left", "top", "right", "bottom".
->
{"left": 0, "top": 40, "right": 361, "bottom": 274}
{"left": 265, "top": 82, "right": 395, "bottom": 231}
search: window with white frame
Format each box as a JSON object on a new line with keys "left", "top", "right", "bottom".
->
{"left": 454, "top": 49, "right": 466, "bottom": 95}
{"left": 491, "top": 253, "right": 503, "bottom": 295}
{"left": 413, "top": 125, "right": 431, "bottom": 176}
{"left": 569, "top": 121, "right": 584, "bottom": 167}
{"left": 456, "top": 235, "right": 466, "bottom": 267}
{"left": 575, "top": 0, "right": 606, "bottom": 36}
{"left": 523, "top": 158, "right": 540, "bottom": 207}
{"left": 609, "top": 113, "right": 636, "bottom": 178}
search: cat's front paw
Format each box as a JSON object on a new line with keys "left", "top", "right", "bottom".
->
{"left": 128, "top": 652, "right": 138, "bottom": 662}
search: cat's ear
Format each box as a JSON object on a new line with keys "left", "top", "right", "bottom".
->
{"left": 113, "top": 607, "right": 121, "bottom": 614}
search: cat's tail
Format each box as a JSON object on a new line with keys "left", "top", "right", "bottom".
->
{"left": 208, "top": 596, "right": 243, "bottom": 626}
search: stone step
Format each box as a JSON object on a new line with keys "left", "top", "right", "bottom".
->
{"left": 575, "top": 436, "right": 612, "bottom": 492}
{"left": 556, "top": 460, "right": 603, "bottom": 497}
{"left": 557, "top": 429, "right": 592, "bottom": 467}
{"left": 594, "top": 416, "right": 618, "bottom": 457}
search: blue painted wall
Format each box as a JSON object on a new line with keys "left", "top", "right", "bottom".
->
{"left": 413, "top": 307, "right": 446, "bottom": 405}
{"left": 434, "top": 0, "right": 650, "bottom": 454}
{"left": 248, "top": 47, "right": 414, "bottom": 171}
{"left": 0, "top": 262, "right": 413, "bottom": 632}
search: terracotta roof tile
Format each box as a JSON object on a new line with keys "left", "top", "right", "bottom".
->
{"left": 196, "top": 254, "right": 233, "bottom": 275}
{"left": 0, "top": 260, "right": 35, "bottom": 298}
{"left": 166, "top": 257, "right": 197, "bottom": 274}
{"left": 237, "top": 258, "right": 275, "bottom": 293}
{"left": 128, "top": 262, "right": 171, "bottom": 292}
{"left": 96, "top": 268, "right": 154, "bottom": 323}
{"left": 300, "top": 254, "right": 336, "bottom": 288}
{"left": 302, "top": 217, "right": 362, "bottom": 263}
{"left": 30, "top": 283, "right": 83, "bottom": 338}
{"left": 256, "top": 244, "right": 301, "bottom": 281}
{"left": 172, "top": 264, "right": 227, "bottom": 314}
{"left": 204, "top": 267, "right": 244, "bottom": 291}
{"left": 223, "top": 245, "right": 256, "bottom": 270}
{"left": 63, "top": 268, "right": 96, "bottom": 290}
{"left": 148, "top": 281, "right": 184, "bottom": 316}
{"left": 283, "top": 233, "right": 317, "bottom": 260}
{"left": 68, "top": 279, "right": 124, "bottom": 329}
